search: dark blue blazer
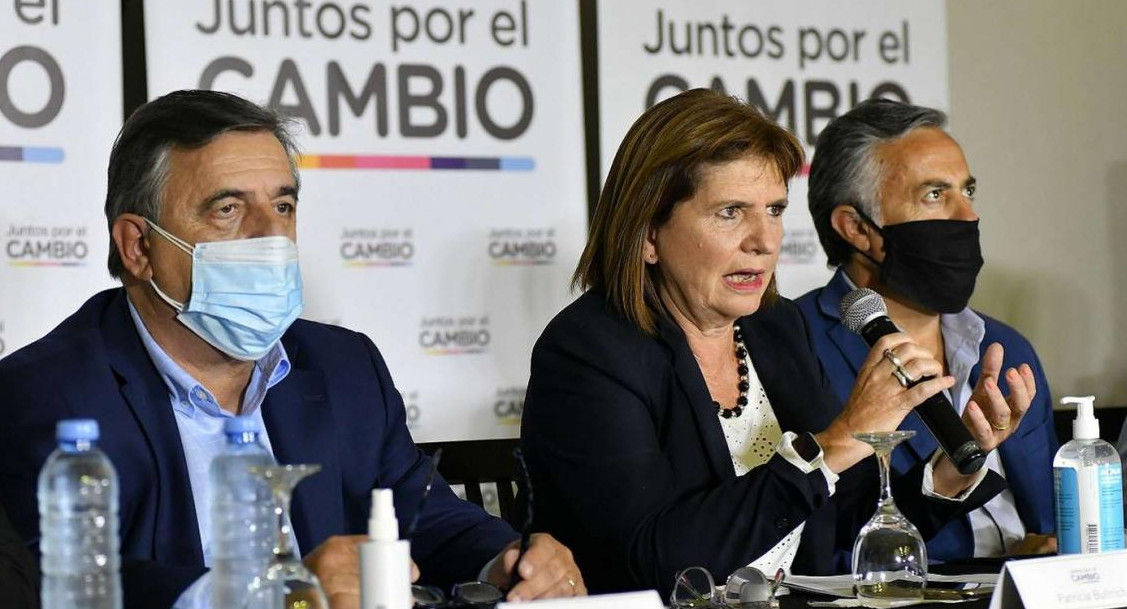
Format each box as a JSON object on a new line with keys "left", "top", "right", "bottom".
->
{"left": 521, "top": 291, "right": 1005, "bottom": 596}
{"left": 0, "top": 289, "right": 517, "bottom": 609}
{"left": 795, "top": 270, "right": 1057, "bottom": 561}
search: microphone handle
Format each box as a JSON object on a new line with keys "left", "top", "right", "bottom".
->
{"left": 859, "top": 316, "right": 987, "bottom": 475}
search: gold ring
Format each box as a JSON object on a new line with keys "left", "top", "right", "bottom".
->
{"left": 568, "top": 577, "right": 577, "bottom": 590}
{"left": 991, "top": 421, "right": 1009, "bottom": 431}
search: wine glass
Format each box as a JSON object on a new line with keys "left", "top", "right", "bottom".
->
{"left": 243, "top": 464, "right": 330, "bottom": 609}
{"left": 852, "top": 431, "right": 927, "bottom": 606}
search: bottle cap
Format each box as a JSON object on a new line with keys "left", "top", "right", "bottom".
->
{"left": 1062, "top": 395, "right": 1099, "bottom": 440}
{"left": 223, "top": 416, "right": 261, "bottom": 435}
{"left": 369, "top": 488, "right": 400, "bottom": 542}
{"left": 57, "top": 419, "right": 99, "bottom": 442}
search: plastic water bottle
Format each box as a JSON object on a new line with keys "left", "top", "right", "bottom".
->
{"left": 210, "top": 416, "right": 276, "bottom": 609}
{"left": 38, "top": 419, "right": 121, "bottom": 609}
{"left": 1054, "top": 395, "right": 1125, "bottom": 554}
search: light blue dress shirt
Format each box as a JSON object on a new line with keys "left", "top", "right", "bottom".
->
{"left": 126, "top": 300, "right": 291, "bottom": 565}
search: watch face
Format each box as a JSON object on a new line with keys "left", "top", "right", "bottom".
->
{"left": 795, "top": 433, "right": 820, "bottom": 462}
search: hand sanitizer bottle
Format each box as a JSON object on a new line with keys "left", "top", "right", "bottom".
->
{"left": 360, "top": 489, "right": 413, "bottom": 609}
{"left": 1054, "top": 395, "right": 1125, "bottom": 553}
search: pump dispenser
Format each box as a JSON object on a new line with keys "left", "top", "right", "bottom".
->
{"left": 1053, "top": 395, "right": 1124, "bottom": 554}
{"left": 360, "top": 489, "right": 413, "bottom": 609}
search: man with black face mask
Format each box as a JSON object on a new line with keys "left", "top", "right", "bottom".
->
{"left": 796, "top": 99, "right": 1058, "bottom": 561}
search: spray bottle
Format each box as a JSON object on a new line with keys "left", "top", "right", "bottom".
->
{"left": 1053, "top": 395, "right": 1125, "bottom": 554}
{"left": 360, "top": 489, "right": 413, "bottom": 609}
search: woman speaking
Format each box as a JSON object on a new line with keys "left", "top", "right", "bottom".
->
{"left": 519, "top": 89, "right": 1031, "bottom": 595}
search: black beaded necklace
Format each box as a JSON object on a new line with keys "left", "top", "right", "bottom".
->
{"left": 715, "top": 325, "right": 750, "bottom": 418}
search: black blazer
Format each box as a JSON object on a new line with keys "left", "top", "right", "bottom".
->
{"left": 0, "top": 500, "right": 37, "bottom": 609}
{"left": 520, "top": 291, "right": 1005, "bottom": 595}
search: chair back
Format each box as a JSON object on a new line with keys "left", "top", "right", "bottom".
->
{"left": 418, "top": 439, "right": 519, "bottom": 525}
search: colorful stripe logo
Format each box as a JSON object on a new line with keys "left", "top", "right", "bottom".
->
{"left": 423, "top": 347, "right": 488, "bottom": 355}
{"left": 343, "top": 260, "right": 412, "bottom": 268}
{"left": 299, "top": 154, "right": 534, "bottom": 171}
{"left": 491, "top": 259, "right": 552, "bottom": 266}
{"left": 0, "top": 146, "right": 65, "bottom": 163}
{"left": 8, "top": 260, "right": 85, "bottom": 267}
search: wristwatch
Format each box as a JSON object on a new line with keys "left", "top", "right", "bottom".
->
{"left": 792, "top": 431, "right": 822, "bottom": 464}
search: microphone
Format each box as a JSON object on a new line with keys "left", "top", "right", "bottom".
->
{"left": 840, "top": 288, "right": 987, "bottom": 475}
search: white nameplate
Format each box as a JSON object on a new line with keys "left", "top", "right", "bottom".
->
{"left": 989, "top": 550, "right": 1127, "bottom": 609}
{"left": 497, "top": 590, "right": 663, "bottom": 609}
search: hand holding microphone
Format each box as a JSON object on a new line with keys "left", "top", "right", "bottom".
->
{"left": 839, "top": 288, "right": 988, "bottom": 475}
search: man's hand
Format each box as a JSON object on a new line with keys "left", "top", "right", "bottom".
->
{"left": 963, "top": 342, "right": 1037, "bottom": 452}
{"left": 932, "top": 342, "right": 1037, "bottom": 496}
{"left": 486, "top": 533, "right": 587, "bottom": 601}
{"left": 301, "top": 535, "right": 422, "bottom": 609}
{"left": 1009, "top": 533, "right": 1057, "bottom": 556}
{"left": 302, "top": 534, "right": 366, "bottom": 609}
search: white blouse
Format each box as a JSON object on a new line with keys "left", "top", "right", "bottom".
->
{"left": 717, "top": 352, "right": 805, "bottom": 576}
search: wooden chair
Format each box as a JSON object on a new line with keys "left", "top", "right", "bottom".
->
{"left": 418, "top": 438, "right": 520, "bottom": 525}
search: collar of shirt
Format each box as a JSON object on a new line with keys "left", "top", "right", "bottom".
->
{"left": 125, "top": 298, "right": 292, "bottom": 417}
{"left": 940, "top": 307, "right": 985, "bottom": 414}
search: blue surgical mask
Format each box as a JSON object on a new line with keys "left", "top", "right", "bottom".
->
{"left": 145, "top": 220, "right": 304, "bottom": 361}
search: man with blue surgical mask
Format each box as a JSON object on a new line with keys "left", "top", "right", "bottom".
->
{"left": 0, "top": 90, "right": 584, "bottom": 609}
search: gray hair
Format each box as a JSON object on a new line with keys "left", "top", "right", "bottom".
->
{"left": 105, "top": 90, "right": 300, "bottom": 278}
{"left": 808, "top": 98, "right": 947, "bottom": 267}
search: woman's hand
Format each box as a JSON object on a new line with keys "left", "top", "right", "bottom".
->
{"left": 816, "top": 333, "right": 954, "bottom": 473}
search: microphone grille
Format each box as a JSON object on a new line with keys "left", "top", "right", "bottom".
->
{"left": 839, "top": 288, "right": 888, "bottom": 334}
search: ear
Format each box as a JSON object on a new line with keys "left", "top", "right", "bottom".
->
{"left": 112, "top": 213, "right": 153, "bottom": 281}
{"left": 642, "top": 225, "right": 659, "bottom": 265}
{"left": 830, "top": 205, "right": 877, "bottom": 255}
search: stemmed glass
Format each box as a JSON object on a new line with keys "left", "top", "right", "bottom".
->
{"left": 852, "top": 431, "right": 927, "bottom": 606}
{"left": 243, "top": 464, "right": 330, "bottom": 609}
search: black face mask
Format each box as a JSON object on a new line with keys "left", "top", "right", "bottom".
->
{"left": 854, "top": 212, "right": 984, "bottom": 314}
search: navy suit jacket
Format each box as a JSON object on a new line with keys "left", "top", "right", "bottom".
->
{"left": 521, "top": 291, "right": 1005, "bottom": 596}
{"left": 795, "top": 270, "right": 1057, "bottom": 561}
{"left": 0, "top": 289, "right": 518, "bottom": 609}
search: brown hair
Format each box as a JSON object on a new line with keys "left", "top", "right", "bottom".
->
{"left": 574, "top": 88, "right": 805, "bottom": 335}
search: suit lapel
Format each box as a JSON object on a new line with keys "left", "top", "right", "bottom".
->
{"left": 102, "top": 291, "right": 204, "bottom": 566}
{"left": 658, "top": 319, "right": 735, "bottom": 480}
{"left": 740, "top": 315, "right": 816, "bottom": 433}
{"left": 262, "top": 343, "right": 342, "bottom": 554}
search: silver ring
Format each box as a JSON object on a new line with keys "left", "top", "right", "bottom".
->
{"left": 882, "top": 348, "right": 905, "bottom": 369}
{"left": 891, "top": 367, "right": 912, "bottom": 388}
{"left": 883, "top": 349, "right": 915, "bottom": 387}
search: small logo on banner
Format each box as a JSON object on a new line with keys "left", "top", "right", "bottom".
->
{"left": 493, "top": 386, "right": 525, "bottom": 426}
{"left": 5, "top": 224, "right": 89, "bottom": 267}
{"left": 402, "top": 390, "right": 421, "bottom": 429}
{"left": 340, "top": 228, "right": 414, "bottom": 267}
{"left": 779, "top": 228, "right": 821, "bottom": 266}
{"left": 488, "top": 228, "right": 557, "bottom": 266}
{"left": 1070, "top": 568, "right": 1100, "bottom": 584}
{"left": 419, "top": 315, "right": 491, "bottom": 355}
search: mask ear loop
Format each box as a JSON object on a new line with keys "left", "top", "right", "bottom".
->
{"left": 143, "top": 218, "right": 194, "bottom": 313}
{"left": 144, "top": 218, "right": 195, "bottom": 255}
{"left": 847, "top": 205, "right": 885, "bottom": 267}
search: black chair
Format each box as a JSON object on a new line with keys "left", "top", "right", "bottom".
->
{"left": 419, "top": 439, "right": 520, "bottom": 525}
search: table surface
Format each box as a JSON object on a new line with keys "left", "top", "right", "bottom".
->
{"left": 779, "top": 558, "right": 1010, "bottom": 609}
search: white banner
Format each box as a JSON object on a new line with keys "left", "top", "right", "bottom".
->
{"left": 598, "top": 0, "right": 948, "bottom": 298}
{"left": 144, "top": 0, "right": 587, "bottom": 441}
{"left": 0, "top": 0, "right": 121, "bottom": 359}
